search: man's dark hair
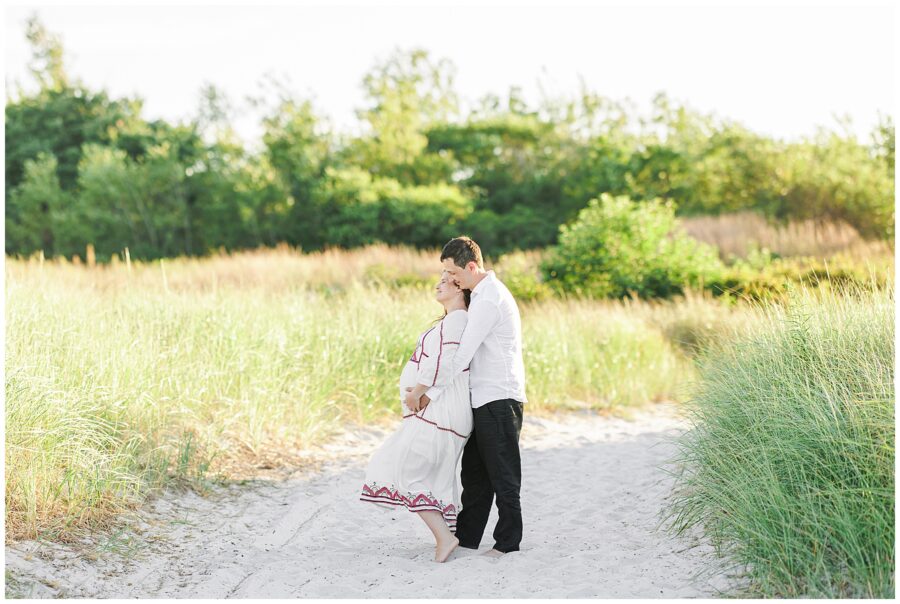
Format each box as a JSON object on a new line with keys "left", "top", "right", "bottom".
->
{"left": 440, "top": 236, "right": 483, "bottom": 269}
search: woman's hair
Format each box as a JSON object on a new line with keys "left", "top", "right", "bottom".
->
{"left": 433, "top": 287, "right": 471, "bottom": 324}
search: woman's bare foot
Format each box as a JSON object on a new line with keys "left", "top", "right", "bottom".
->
{"left": 481, "top": 548, "right": 504, "bottom": 558}
{"left": 435, "top": 536, "right": 460, "bottom": 562}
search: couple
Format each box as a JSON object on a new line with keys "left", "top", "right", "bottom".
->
{"left": 359, "top": 236, "right": 527, "bottom": 562}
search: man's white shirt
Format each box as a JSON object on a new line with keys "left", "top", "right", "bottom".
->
{"left": 425, "top": 270, "right": 528, "bottom": 408}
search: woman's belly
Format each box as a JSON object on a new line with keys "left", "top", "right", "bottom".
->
{"left": 398, "top": 360, "right": 419, "bottom": 403}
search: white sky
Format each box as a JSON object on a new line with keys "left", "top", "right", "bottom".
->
{"left": 3, "top": 1, "right": 896, "bottom": 149}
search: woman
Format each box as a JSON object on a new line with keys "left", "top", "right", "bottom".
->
{"left": 359, "top": 271, "right": 472, "bottom": 563}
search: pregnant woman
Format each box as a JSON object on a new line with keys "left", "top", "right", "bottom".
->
{"left": 359, "top": 271, "right": 472, "bottom": 562}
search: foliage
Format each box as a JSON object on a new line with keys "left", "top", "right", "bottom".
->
{"left": 348, "top": 47, "right": 459, "bottom": 185}
{"left": 708, "top": 246, "right": 894, "bottom": 302}
{"left": 540, "top": 193, "right": 726, "bottom": 299}
{"left": 5, "top": 16, "right": 895, "bottom": 263}
{"left": 664, "top": 282, "right": 894, "bottom": 597}
{"left": 770, "top": 130, "right": 895, "bottom": 241}
{"left": 492, "top": 249, "right": 554, "bottom": 302}
{"left": 6, "top": 152, "right": 69, "bottom": 255}
{"left": 313, "top": 166, "right": 472, "bottom": 248}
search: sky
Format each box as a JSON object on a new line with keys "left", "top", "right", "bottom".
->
{"left": 3, "top": 1, "right": 896, "bottom": 149}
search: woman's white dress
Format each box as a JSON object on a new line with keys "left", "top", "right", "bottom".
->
{"left": 359, "top": 308, "right": 472, "bottom": 531}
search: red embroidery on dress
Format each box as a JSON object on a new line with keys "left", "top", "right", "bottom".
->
{"left": 402, "top": 412, "right": 469, "bottom": 439}
{"left": 431, "top": 321, "right": 444, "bottom": 386}
{"left": 360, "top": 484, "right": 456, "bottom": 512}
{"left": 359, "top": 483, "right": 458, "bottom": 527}
{"left": 410, "top": 325, "right": 436, "bottom": 365}
{"left": 360, "top": 494, "right": 458, "bottom": 517}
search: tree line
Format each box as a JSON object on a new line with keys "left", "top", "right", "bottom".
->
{"left": 6, "top": 16, "right": 895, "bottom": 262}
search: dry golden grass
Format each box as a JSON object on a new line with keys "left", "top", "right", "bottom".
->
{"left": 679, "top": 211, "right": 893, "bottom": 261}
{"left": 7, "top": 242, "right": 444, "bottom": 294}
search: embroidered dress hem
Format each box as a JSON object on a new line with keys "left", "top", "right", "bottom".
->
{"left": 360, "top": 483, "right": 458, "bottom": 531}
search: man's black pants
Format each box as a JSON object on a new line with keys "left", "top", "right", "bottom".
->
{"left": 454, "top": 398, "right": 524, "bottom": 553}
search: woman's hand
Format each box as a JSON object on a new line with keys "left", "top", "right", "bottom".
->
{"left": 405, "top": 389, "right": 420, "bottom": 412}
{"left": 405, "top": 386, "right": 430, "bottom": 413}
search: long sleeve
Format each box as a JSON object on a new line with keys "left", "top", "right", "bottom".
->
{"left": 415, "top": 310, "right": 467, "bottom": 392}
{"left": 424, "top": 298, "right": 500, "bottom": 401}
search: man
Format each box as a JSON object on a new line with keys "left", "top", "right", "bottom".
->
{"left": 408, "top": 235, "right": 527, "bottom": 557}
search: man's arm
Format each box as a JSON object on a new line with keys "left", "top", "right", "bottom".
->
{"left": 422, "top": 299, "right": 501, "bottom": 402}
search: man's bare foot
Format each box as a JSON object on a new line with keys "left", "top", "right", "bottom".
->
{"left": 481, "top": 548, "right": 504, "bottom": 558}
{"left": 435, "top": 536, "right": 460, "bottom": 562}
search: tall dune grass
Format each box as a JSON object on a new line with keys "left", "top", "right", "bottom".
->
{"left": 522, "top": 297, "right": 696, "bottom": 408}
{"left": 6, "top": 247, "right": 699, "bottom": 542}
{"left": 663, "top": 280, "right": 894, "bottom": 597}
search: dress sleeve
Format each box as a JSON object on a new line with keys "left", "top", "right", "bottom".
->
{"left": 415, "top": 311, "right": 468, "bottom": 391}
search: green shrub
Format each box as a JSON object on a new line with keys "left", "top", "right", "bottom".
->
{"left": 492, "top": 249, "right": 554, "bottom": 302}
{"left": 708, "top": 248, "right": 894, "bottom": 302}
{"left": 540, "top": 193, "right": 725, "bottom": 299}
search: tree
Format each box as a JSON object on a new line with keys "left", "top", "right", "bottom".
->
{"left": 871, "top": 112, "right": 894, "bottom": 180}
{"left": 23, "top": 14, "right": 67, "bottom": 91}
{"left": 262, "top": 97, "right": 333, "bottom": 249}
{"left": 347, "top": 48, "right": 460, "bottom": 185}
{"left": 6, "top": 153, "right": 69, "bottom": 255}
{"left": 6, "top": 15, "right": 141, "bottom": 196}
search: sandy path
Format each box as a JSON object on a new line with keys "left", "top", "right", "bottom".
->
{"left": 6, "top": 402, "right": 747, "bottom": 598}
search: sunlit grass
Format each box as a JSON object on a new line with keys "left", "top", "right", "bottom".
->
{"left": 6, "top": 246, "right": 704, "bottom": 541}
{"left": 522, "top": 297, "right": 696, "bottom": 409}
{"left": 680, "top": 211, "right": 894, "bottom": 261}
{"left": 663, "top": 279, "right": 895, "bottom": 597}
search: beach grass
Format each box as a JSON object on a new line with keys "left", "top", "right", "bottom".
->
{"left": 663, "top": 279, "right": 895, "bottom": 597}
{"left": 6, "top": 245, "right": 698, "bottom": 542}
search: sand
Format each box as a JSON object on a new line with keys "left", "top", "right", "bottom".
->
{"left": 5, "top": 401, "right": 749, "bottom": 598}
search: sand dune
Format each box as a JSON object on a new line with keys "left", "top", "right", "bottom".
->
{"left": 5, "top": 402, "right": 748, "bottom": 598}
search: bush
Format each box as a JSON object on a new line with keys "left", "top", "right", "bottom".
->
{"left": 540, "top": 193, "right": 725, "bottom": 299}
{"left": 492, "top": 249, "right": 554, "bottom": 302}
{"left": 707, "top": 247, "right": 894, "bottom": 302}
